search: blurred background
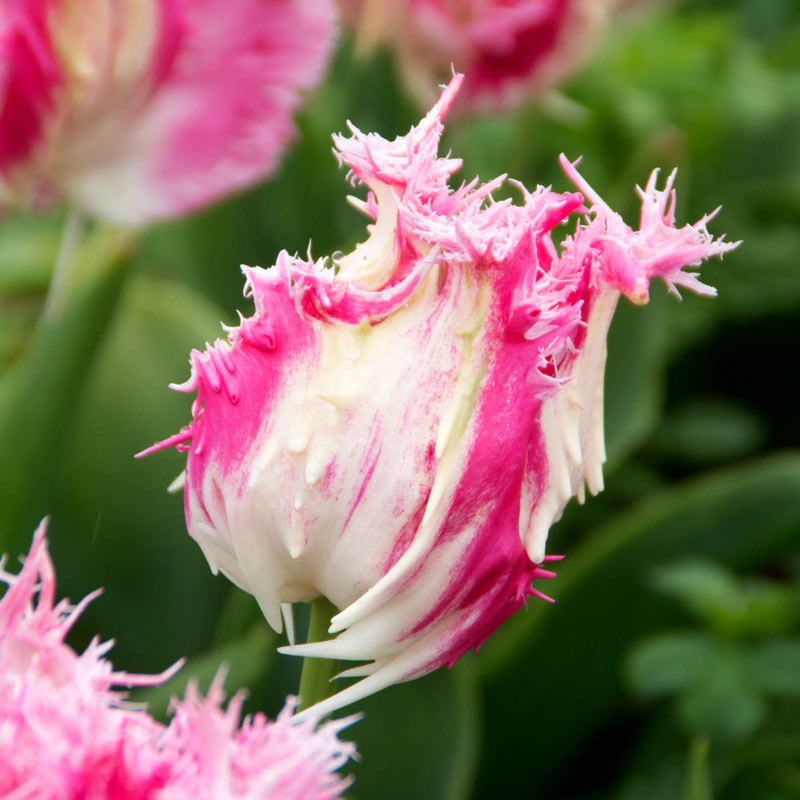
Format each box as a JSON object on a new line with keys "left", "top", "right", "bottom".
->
{"left": 1, "top": 0, "right": 798, "bottom": 797}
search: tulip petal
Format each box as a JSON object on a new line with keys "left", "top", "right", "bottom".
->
{"left": 150, "top": 75, "right": 737, "bottom": 715}
{"left": 0, "top": 0, "right": 336, "bottom": 223}
{"left": 339, "top": 0, "right": 618, "bottom": 111}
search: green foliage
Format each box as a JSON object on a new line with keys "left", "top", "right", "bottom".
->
{"left": 651, "top": 560, "right": 798, "bottom": 637}
{"left": 131, "top": 622, "right": 275, "bottom": 721}
{"left": 749, "top": 639, "right": 800, "bottom": 697}
{"left": 0, "top": 225, "right": 132, "bottom": 547}
{"left": 626, "top": 562, "right": 800, "bottom": 744}
{"left": 348, "top": 661, "right": 481, "bottom": 800}
{"left": 648, "top": 398, "right": 768, "bottom": 467}
{"left": 624, "top": 558, "right": 800, "bottom": 798}
{"left": 474, "top": 455, "right": 800, "bottom": 797}
{"left": 626, "top": 632, "right": 718, "bottom": 699}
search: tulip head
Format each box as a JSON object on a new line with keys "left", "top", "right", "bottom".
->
{"left": 341, "top": 0, "right": 618, "bottom": 111}
{"left": 0, "top": 0, "right": 335, "bottom": 224}
{"left": 146, "top": 75, "right": 736, "bottom": 717}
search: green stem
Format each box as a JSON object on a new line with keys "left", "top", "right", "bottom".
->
{"left": 298, "top": 596, "right": 339, "bottom": 712}
{"left": 685, "top": 735, "right": 713, "bottom": 800}
{"left": 43, "top": 207, "right": 84, "bottom": 318}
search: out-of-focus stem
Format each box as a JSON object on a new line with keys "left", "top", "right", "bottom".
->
{"left": 298, "top": 597, "right": 339, "bottom": 713}
{"left": 44, "top": 207, "right": 84, "bottom": 317}
{"left": 685, "top": 735, "right": 713, "bottom": 800}
{"left": 0, "top": 227, "right": 132, "bottom": 547}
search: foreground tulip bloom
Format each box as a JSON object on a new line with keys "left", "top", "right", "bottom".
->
{"left": 0, "top": 523, "right": 355, "bottom": 798}
{"left": 0, "top": 0, "right": 335, "bottom": 224}
{"left": 341, "top": 0, "right": 616, "bottom": 110}
{"left": 143, "top": 74, "right": 736, "bottom": 718}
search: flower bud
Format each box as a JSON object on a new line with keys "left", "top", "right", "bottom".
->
{"left": 145, "top": 75, "right": 737, "bottom": 718}
{"left": 0, "top": 0, "right": 335, "bottom": 224}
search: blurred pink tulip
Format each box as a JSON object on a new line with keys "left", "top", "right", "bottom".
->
{"left": 0, "top": 0, "right": 336, "bottom": 224}
{"left": 0, "top": 522, "right": 355, "bottom": 798}
{"left": 340, "top": 0, "right": 617, "bottom": 110}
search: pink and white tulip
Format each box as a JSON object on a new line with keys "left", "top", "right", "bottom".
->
{"left": 145, "top": 75, "right": 736, "bottom": 718}
{"left": 0, "top": 0, "right": 336, "bottom": 224}
{"left": 340, "top": 0, "right": 617, "bottom": 110}
{"left": 0, "top": 523, "right": 355, "bottom": 798}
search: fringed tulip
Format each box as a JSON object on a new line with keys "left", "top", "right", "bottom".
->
{"left": 0, "top": 523, "right": 355, "bottom": 798}
{"left": 340, "top": 0, "right": 617, "bottom": 110}
{"left": 143, "top": 75, "right": 736, "bottom": 718}
{"left": 0, "top": 0, "right": 336, "bottom": 224}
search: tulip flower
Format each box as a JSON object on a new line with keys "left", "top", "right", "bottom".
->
{"left": 0, "top": 522, "right": 355, "bottom": 798}
{"left": 340, "top": 0, "right": 617, "bottom": 110}
{"left": 0, "top": 0, "right": 336, "bottom": 224}
{"left": 143, "top": 74, "right": 736, "bottom": 718}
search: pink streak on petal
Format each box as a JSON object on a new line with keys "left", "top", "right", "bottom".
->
{"left": 399, "top": 283, "right": 568, "bottom": 662}
{"left": 149, "top": 0, "right": 185, "bottom": 87}
{"left": 181, "top": 267, "right": 318, "bottom": 527}
{"left": 149, "top": 0, "right": 337, "bottom": 218}
{"left": 0, "top": 0, "right": 60, "bottom": 169}
{"left": 467, "top": 0, "right": 570, "bottom": 92}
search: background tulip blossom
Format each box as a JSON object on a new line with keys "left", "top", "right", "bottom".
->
{"left": 340, "top": 0, "right": 617, "bottom": 110}
{"left": 0, "top": 523, "right": 355, "bottom": 798}
{"left": 0, "top": 0, "right": 336, "bottom": 224}
{"left": 143, "top": 73, "right": 735, "bottom": 718}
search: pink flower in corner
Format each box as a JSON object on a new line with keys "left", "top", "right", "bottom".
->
{"left": 143, "top": 74, "right": 736, "bottom": 719}
{"left": 340, "top": 0, "right": 617, "bottom": 110}
{"left": 0, "top": 523, "right": 355, "bottom": 799}
{"left": 0, "top": 0, "right": 336, "bottom": 224}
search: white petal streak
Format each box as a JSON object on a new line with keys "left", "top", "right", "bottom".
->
{"left": 523, "top": 289, "right": 618, "bottom": 561}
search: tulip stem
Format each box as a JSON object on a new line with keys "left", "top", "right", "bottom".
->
{"left": 298, "top": 596, "right": 340, "bottom": 713}
{"left": 44, "top": 207, "right": 85, "bottom": 318}
{"left": 684, "top": 735, "right": 713, "bottom": 800}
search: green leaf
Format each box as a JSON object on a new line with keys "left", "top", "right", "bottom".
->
{"left": 474, "top": 454, "right": 800, "bottom": 796}
{"left": 735, "top": 580, "right": 799, "bottom": 637}
{"left": 614, "top": 712, "right": 698, "bottom": 800}
{"left": 348, "top": 659, "right": 481, "bottom": 800}
{"left": 0, "top": 213, "right": 62, "bottom": 294}
{"left": 651, "top": 561, "right": 798, "bottom": 637}
{"left": 615, "top": 698, "right": 800, "bottom": 800}
{"left": 649, "top": 398, "right": 768, "bottom": 466}
{"left": 0, "top": 227, "right": 132, "bottom": 551}
{"left": 677, "top": 648, "right": 765, "bottom": 742}
{"left": 603, "top": 291, "right": 668, "bottom": 467}
{"left": 748, "top": 638, "right": 800, "bottom": 697}
{"left": 650, "top": 560, "right": 740, "bottom": 627}
{"left": 48, "top": 274, "right": 231, "bottom": 673}
{"left": 626, "top": 632, "right": 718, "bottom": 698}
{"left": 131, "top": 622, "right": 274, "bottom": 721}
